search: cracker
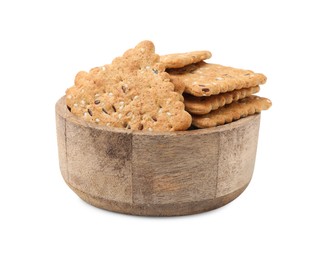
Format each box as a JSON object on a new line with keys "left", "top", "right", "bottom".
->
{"left": 168, "top": 62, "right": 267, "bottom": 97}
{"left": 160, "top": 51, "right": 211, "bottom": 69}
{"left": 184, "top": 86, "right": 260, "bottom": 115}
{"left": 66, "top": 41, "right": 192, "bottom": 131}
{"left": 192, "top": 95, "right": 272, "bottom": 128}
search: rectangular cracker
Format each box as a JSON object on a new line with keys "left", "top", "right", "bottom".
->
{"left": 168, "top": 61, "right": 267, "bottom": 97}
{"left": 192, "top": 95, "right": 272, "bottom": 128}
{"left": 160, "top": 51, "right": 211, "bottom": 69}
{"left": 184, "top": 86, "right": 260, "bottom": 115}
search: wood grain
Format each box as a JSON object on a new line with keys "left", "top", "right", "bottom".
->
{"left": 56, "top": 96, "right": 261, "bottom": 216}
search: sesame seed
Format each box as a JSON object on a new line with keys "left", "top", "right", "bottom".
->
{"left": 133, "top": 95, "right": 139, "bottom": 100}
{"left": 166, "top": 112, "right": 172, "bottom": 116}
{"left": 148, "top": 127, "right": 152, "bottom": 131}
{"left": 215, "top": 77, "right": 223, "bottom": 80}
{"left": 67, "top": 94, "right": 72, "bottom": 99}
{"left": 118, "top": 113, "right": 122, "bottom": 119}
{"left": 95, "top": 93, "right": 100, "bottom": 97}
{"left": 74, "top": 103, "right": 78, "bottom": 107}
{"left": 81, "top": 100, "right": 86, "bottom": 105}
{"left": 95, "top": 118, "right": 100, "bottom": 123}
{"left": 94, "top": 100, "right": 100, "bottom": 105}
{"left": 106, "top": 123, "right": 111, "bottom": 126}
{"left": 108, "top": 92, "right": 113, "bottom": 97}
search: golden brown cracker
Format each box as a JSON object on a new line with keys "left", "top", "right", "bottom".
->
{"left": 160, "top": 51, "right": 211, "bottom": 69}
{"left": 168, "top": 62, "right": 267, "bottom": 97}
{"left": 66, "top": 41, "right": 192, "bottom": 131}
{"left": 184, "top": 86, "right": 260, "bottom": 115}
{"left": 192, "top": 95, "right": 272, "bottom": 128}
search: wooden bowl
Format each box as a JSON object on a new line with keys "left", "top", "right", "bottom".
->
{"left": 56, "top": 96, "right": 260, "bottom": 216}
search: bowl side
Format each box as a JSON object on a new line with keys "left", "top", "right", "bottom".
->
{"left": 56, "top": 96, "right": 260, "bottom": 216}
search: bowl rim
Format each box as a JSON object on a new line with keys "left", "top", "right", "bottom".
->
{"left": 56, "top": 96, "right": 260, "bottom": 136}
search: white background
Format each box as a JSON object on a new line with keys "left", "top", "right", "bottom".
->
{"left": 1, "top": 0, "right": 313, "bottom": 259}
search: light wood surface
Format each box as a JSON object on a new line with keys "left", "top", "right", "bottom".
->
{"left": 56, "top": 96, "right": 260, "bottom": 216}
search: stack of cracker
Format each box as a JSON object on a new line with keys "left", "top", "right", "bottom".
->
{"left": 162, "top": 51, "right": 272, "bottom": 128}
{"left": 66, "top": 41, "right": 271, "bottom": 131}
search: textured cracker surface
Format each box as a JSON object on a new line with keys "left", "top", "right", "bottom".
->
{"left": 66, "top": 41, "right": 192, "bottom": 131}
{"left": 168, "top": 62, "right": 267, "bottom": 97}
{"left": 192, "top": 95, "right": 271, "bottom": 128}
{"left": 184, "top": 86, "right": 260, "bottom": 115}
{"left": 160, "top": 51, "right": 211, "bottom": 69}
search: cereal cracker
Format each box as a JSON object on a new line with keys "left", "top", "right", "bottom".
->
{"left": 66, "top": 41, "right": 192, "bottom": 131}
{"left": 160, "top": 51, "right": 211, "bottom": 69}
{"left": 168, "top": 61, "right": 267, "bottom": 97}
{"left": 192, "top": 95, "right": 272, "bottom": 128}
{"left": 184, "top": 86, "right": 260, "bottom": 115}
